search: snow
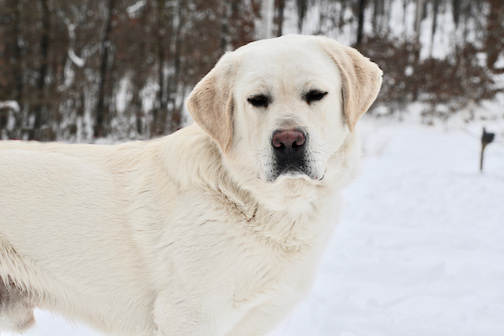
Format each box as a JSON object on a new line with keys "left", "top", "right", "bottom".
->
{"left": 68, "top": 50, "right": 85, "bottom": 68}
{"left": 7, "top": 117, "right": 504, "bottom": 336}
{"left": 115, "top": 76, "right": 132, "bottom": 114}
{"left": 126, "top": 0, "right": 146, "bottom": 19}
{"left": 0, "top": 101, "right": 20, "bottom": 112}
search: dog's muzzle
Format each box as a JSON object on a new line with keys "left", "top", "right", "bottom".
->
{"left": 270, "top": 129, "right": 310, "bottom": 181}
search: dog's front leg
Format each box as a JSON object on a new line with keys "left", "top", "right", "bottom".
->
{"left": 153, "top": 289, "right": 229, "bottom": 336}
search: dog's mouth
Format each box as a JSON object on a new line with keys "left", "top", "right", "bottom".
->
{"left": 267, "top": 161, "right": 318, "bottom": 183}
{"left": 281, "top": 164, "right": 308, "bottom": 176}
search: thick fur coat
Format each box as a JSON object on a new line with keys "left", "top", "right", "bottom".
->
{"left": 0, "top": 35, "right": 382, "bottom": 336}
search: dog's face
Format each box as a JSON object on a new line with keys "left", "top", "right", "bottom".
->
{"left": 231, "top": 38, "right": 345, "bottom": 183}
{"left": 187, "top": 35, "right": 382, "bottom": 208}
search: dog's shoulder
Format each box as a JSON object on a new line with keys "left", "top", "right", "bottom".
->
{"left": 156, "top": 124, "right": 229, "bottom": 191}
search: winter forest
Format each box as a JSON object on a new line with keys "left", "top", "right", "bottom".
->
{"left": 0, "top": 0, "right": 503, "bottom": 141}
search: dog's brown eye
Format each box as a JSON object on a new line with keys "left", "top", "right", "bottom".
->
{"left": 247, "top": 95, "right": 270, "bottom": 108}
{"left": 305, "top": 90, "right": 327, "bottom": 104}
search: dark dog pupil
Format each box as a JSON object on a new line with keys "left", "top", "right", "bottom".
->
{"left": 248, "top": 95, "right": 269, "bottom": 107}
{"left": 306, "top": 90, "right": 326, "bottom": 103}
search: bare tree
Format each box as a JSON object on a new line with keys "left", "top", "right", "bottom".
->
{"left": 356, "top": 0, "right": 367, "bottom": 46}
{"left": 29, "top": 0, "right": 51, "bottom": 140}
{"left": 296, "top": 0, "right": 308, "bottom": 33}
{"left": 276, "top": 0, "right": 285, "bottom": 36}
{"left": 414, "top": 0, "right": 424, "bottom": 46}
{"left": 485, "top": 0, "right": 504, "bottom": 74}
{"left": 94, "top": 0, "right": 116, "bottom": 138}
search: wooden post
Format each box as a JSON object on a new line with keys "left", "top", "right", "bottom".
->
{"left": 480, "top": 127, "right": 495, "bottom": 173}
{"left": 480, "top": 142, "right": 487, "bottom": 172}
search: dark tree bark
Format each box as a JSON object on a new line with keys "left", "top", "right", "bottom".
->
{"left": 430, "top": 0, "right": 440, "bottom": 55}
{"left": 10, "top": 1, "right": 23, "bottom": 103}
{"left": 153, "top": 0, "right": 168, "bottom": 136}
{"left": 94, "top": 0, "right": 116, "bottom": 138}
{"left": 12, "top": 0, "right": 24, "bottom": 139}
{"left": 277, "top": 0, "right": 285, "bottom": 36}
{"left": 166, "top": 0, "right": 185, "bottom": 134}
{"left": 372, "top": 0, "right": 383, "bottom": 35}
{"left": 452, "top": 0, "right": 460, "bottom": 27}
{"left": 485, "top": 0, "right": 504, "bottom": 73}
{"left": 29, "top": 0, "right": 50, "bottom": 140}
{"left": 356, "top": 0, "right": 367, "bottom": 47}
{"left": 296, "top": 0, "right": 308, "bottom": 33}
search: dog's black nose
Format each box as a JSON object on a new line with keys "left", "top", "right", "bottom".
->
{"left": 270, "top": 129, "right": 308, "bottom": 180}
{"left": 272, "top": 129, "right": 306, "bottom": 167}
{"left": 272, "top": 129, "right": 306, "bottom": 150}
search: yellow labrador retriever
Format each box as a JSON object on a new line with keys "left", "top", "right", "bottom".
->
{"left": 0, "top": 35, "right": 381, "bottom": 335}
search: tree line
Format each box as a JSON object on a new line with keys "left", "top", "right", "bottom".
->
{"left": 0, "top": 0, "right": 258, "bottom": 141}
{"left": 0, "top": 0, "right": 502, "bottom": 141}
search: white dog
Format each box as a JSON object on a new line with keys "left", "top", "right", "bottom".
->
{"left": 0, "top": 35, "right": 381, "bottom": 335}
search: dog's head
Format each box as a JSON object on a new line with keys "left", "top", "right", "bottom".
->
{"left": 187, "top": 35, "right": 382, "bottom": 209}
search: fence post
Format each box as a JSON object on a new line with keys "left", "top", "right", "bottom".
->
{"left": 480, "top": 127, "right": 495, "bottom": 172}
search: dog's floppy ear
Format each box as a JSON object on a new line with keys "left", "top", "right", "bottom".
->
{"left": 318, "top": 37, "right": 382, "bottom": 132}
{"left": 186, "top": 53, "right": 236, "bottom": 152}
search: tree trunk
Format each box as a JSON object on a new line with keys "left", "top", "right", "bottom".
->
{"left": 452, "top": 0, "right": 460, "bottom": 27}
{"left": 94, "top": 0, "right": 116, "bottom": 138}
{"left": 220, "top": 1, "right": 231, "bottom": 52}
{"left": 277, "top": 0, "right": 285, "bottom": 36}
{"left": 29, "top": 0, "right": 50, "bottom": 140}
{"left": 166, "top": 0, "right": 184, "bottom": 134}
{"left": 356, "top": 0, "right": 367, "bottom": 47}
{"left": 414, "top": 0, "right": 423, "bottom": 46}
{"left": 485, "top": 0, "right": 504, "bottom": 73}
{"left": 372, "top": 0, "right": 381, "bottom": 35}
{"left": 430, "top": 0, "right": 439, "bottom": 56}
{"left": 296, "top": 0, "right": 307, "bottom": 34}
{"left": 153, "top": 0, "right": 167, "bottom": 136}
{"left": 11, "top": 0, "right": 24, "bottom": 139}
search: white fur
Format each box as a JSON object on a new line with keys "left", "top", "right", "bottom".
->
{"left": 0, "top": 35, "right": 380, "bottom": 336}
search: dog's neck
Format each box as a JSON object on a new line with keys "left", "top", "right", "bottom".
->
{"left": 161, "top": 124, "right": 343, "bottom": 248}
{"left": 208, "top": 179, "right": 336, "bottom": 253}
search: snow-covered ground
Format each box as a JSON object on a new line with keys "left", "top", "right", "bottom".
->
{"left": 5, "top": 118, "right": 504, "bottom": 336}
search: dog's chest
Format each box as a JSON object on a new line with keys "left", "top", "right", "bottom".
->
{"left": 231, "top": 240, "right": 318, "bottom": 309}
{"left": 219, "top": 232, "right": 322, "bottom": 336}
{"left": 158, "top": 189, "right": 331, "bottom": 324}
{"left": 223, "top": 214, "right": 324, "bottom": 314}
{"left": 207, "top": 193, "right": 325, "bottom": 294}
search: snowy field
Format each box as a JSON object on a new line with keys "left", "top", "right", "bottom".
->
{"left": 270, "top": 118, "right": 504, "bottom": 336}
{"left": 6, "top": 118, "right": 504, "bottom": 336}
